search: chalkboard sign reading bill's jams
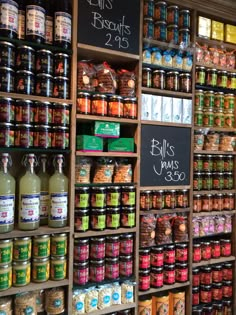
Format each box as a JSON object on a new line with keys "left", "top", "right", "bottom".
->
{"left": 78, "top": 0, "right": 140, "bottom": 55}
{"left": 141, "top": 125, "right": 191, "bottom": 187}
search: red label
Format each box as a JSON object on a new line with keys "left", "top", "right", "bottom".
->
{"left": 139, "top": 274, "right": 150, "bottom": 291}
{"left": 200, "top": 273, "right": 212, "bottom": 285}
{"left": 139, "top": 254, "right": 150, "bottom": 269}
{"left": 176, "top": 267, "right": 188, "bottom": 282}
{"left": 90, "top": 243, "right": 105, "bottom": 259}
{"left": 74, "top": 244, "right": 89, "bottom": 261}
{"left": 73, "top": 267, "right": 89, "bottom": 285}
{"left": 212, "top": 270, "right": 223, "bottom": 283}
{"left": 105, "top": 263, "right": 119, "bottom": 280}
{"left": 200, "top": 290, "right": 212, "bottom": 304}
{"left": 201, "top": 246, "right": 211, "bottom": 260}
{"left": 120, "top": 239, "right": 133, "bottom": 255}
{"left": 221, "top": 243, "right": 231, "bottom": 257}
{"left": 176, "top": 248, "right": 188, "bottom": 262}
{"left": 164, "top": 250, "right": 175, "bottom": 264}
{"left": 211, "top": 245, "right": 221, "bottom": 258}
{"left": 193, "top": 274, "right": 200, "bottom": 287}
{"left": 193, "top": 248, "right": 201, "bottom": 262}
{"left": 223, "top": 285, "right": 232, "bottom": 298}
{"left": 151, "top": 252, "right": 164, "bottom": 267}
{"left": 164, "top": 269, "right": 175, "bottom": 284}
{"left": 192, "top": 292, "right": 199, "bottom": 306}
{"left": 212, "top": 287, "right": 223, "bottom": 301}
{"left": 223, "top": 268, "right": 232, "bottom": 281}
{"left": 105, "top": 242, "right": 120, "bottom": 258}
{"left": 150, "top": 271, "right": 163, "bottom": 288}
{"left": 90, "top": 265, "right": 105, "bottom": 283}
{"left": 120, "top": 260, "right": 133, "bottom": 277}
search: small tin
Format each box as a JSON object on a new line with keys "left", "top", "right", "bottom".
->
{"left": 16, "top": 45, "right": 35, "bottom": 71}
{"left": 53, "top": 76, "right": 70, "bottom": 99}
{"left": 0, "top": 67, "right": 14, "bottom": 92}
{"left": 35, "top": 73, "right": 53, "bottom": 97}
{"left": 0, "top": 41, "right": 15, "bottom": 68}
{"left": 36, "top": 49, "right": 53, "bottom": 74}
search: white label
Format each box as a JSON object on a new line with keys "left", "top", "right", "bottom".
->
{"left": 50, "top": 192, "right": 68, "bottom": 221}
{"left": 55, "top": 12, "right": 71, "bottom": 43}
{"left": 0, "top": 0, "right": 18, "bottom": 33}
{"left": 0, "top": 195, "right": 14, "bottom": 225}
{"left": 19, "top": 194, "right": 40, "bottom": 223}
{"left": 18, "top": 10, "right": 25, "bottom": 39}
{"left": 45, "top": 15, "right": 53, "bottom": 44}
{"left": 26, "top": 5, "right": 45, "bottom": 38}
{"left": 40, "top": 191, "right": 49, "bottom": 219}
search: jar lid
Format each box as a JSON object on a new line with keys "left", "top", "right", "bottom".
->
{"left": 200, "top": 284, "right": 212, "bottom": 290}
{"left": 120, "top": 233, "right": 133, "bottom": 239}
{"left": 144, "top": 17, "right": 154, "bottom": 21}
{"left": 167, "top": 5, "right": 179, "bottom": 9}
{"left": 15, "top": 123, "right": 31, "bottom": 128}
{"left": 192, "top": 267, "right": 200, "bottom": 273}
{"left": 54, "top": 52, "right": 70, "bottom": 57}
{"left": 164, "top": 264, "right": 175, "bottom": 269}
{"left": 90, "top": 259, "right": 105, "bottom": 265}
{"left": 192, "top": 287, "right": 199, "bottom": 292}
{"left": 78, "top": 91, "right": 91, "bottom": 97}
{"left": 223, "top": 280, "right": 232, "bottom": 285}
{"left": 14, "top": 237, "right": 31, "bottom": 241}
{"left": 0, "top": 41, "right": 15, "bottom": 47}
{"left": 201, "top": 266, "right": 212, "bottom": 272}
{"left": 180, "top": 9, "right": 190, "bottom": 13}
{"left": 106, "top": 235, "right": 120, "bottom": 241}
{"left": 139, "top": 248, "right": 150, "bottom": 254}
{"left": 155, "top": 21, "right": 167, "bottom": 25}
{"left": 212, "top": 282, "right": 222, "bottom": 288}
{"left": 33, "top": 257, "right": 49, "bottom": 263}
{"left": 151, "top": 266, "right": 163, "bottom": 272}
{"left": 141, "top": 190, "right": 152, "bottom": 193}
{"left": 220, "top": 239, "right": 231, "bottom": 243}
{"left": 195, "top": 89, "right": 204, "bottom": 93}
{"left": 91, "top": 186, "right": 106, "bottom": 191}
{"left": 75, "top": 186, "right": 90, "bottom": 191}
{"left": 105, "top": 257, "right": 119, "bottom": 263}
{"left": 90, "top": 237, "right": 106, "bottom": 242}
{"left": 142, "top": 67, "right": 152, "bottom": 71}
{"left": 75, "top": 209, "right": 89, "bottom": 214}
{"left": 17, "top": 45, "right": 35, "bottom": 51}
{"left": 120, "top": 255, "right": 132, "bottom": 261}
{"left": 16, "top": 70, "right": 34, "bottom": 75}
{"left": 16, "top": 99, "right": 33, "bottom": 104}
{"left": 0, "top": 97, "right": 14, "bottom": 102}
{"left": 164, "top": 244, "right": 175, "bottom": 250}
{"left": 223, "top": 262, "right": 232, "bottom": 268}
{"left": 176, "top": 262, "right": 187, "bottom": 267}
{"left": 151, "top": 246, "right": 164, "bottom": 252}
{"left": 36, "top": 73, "right": 53, "bottom": 79}
{"left": 153, "top": 69, "right": 165, "bottom": 74}
{"left": 179, "top": 28, "right": 190, "bottom": 32}
{"left": 0, "top": 264, "right": 11, "bottom": 269}
{"left": 196, "top": 66, "right": 206, "bottom": 70}
{"left": 175, "top": 243, "right": 188, "bottom": 248}
{"left": 74, "top": 261, "right": 89, "bottom": 268}
{"left": 212, "top": 264, "right": 222, "bottom": 270}
{"left": 74, "top": 238, "right": 89, "bottom": 244}
{"left": 33, "top": 235, "right": 50, "bottom": 239}
{"left": 107, "top": 186, "right": 121, "bottom": 190}
{"left": 167, "top": 71, "right": 179, "bottom": 75}
{"left": 0, "top": 239, "right": 12, "bottom": 244}
{"left": 123, "top": 97, "right": 137, "bottom": 102}
{"left": 37, "top": 49, "right": 53, "bottom": 55}
{"left": 122, "top": 185, "right": 135, "bottom": 189}
{"left": 109, "top": 95, "right": 123, "bottom": 101}
{"left": 139, "top": 269, "right": 150, "bottom": 274}
{"left": 54, "top": 76, "right": 69, "bottom": 81}
{"left": 51, "top": 233, "right": 67, "bottom": 238}
{"left": 214, "top": 92, "right": 224, "bottom": 95}
{"left": 51, "top": 256, "right": 66, "bottom": 261}
{"left": 0, "top": 66, "right": 14, "bottom": 72}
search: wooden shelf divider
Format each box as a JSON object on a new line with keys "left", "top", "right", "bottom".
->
{"left": 193, "top": 256, "right": 235, "bottom": 268}
{"left": 138, "top": 282, "right": 190, "bottom": 297}
{"left": 142, "top": 87, "right": 192, "bottom": 98}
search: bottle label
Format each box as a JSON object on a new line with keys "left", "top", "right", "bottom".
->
{"left": 50, "top": 192, "right": 68, "bottom": 220}
{"left": 0, "top": 195, "right": 14, "bottom": 225}
{"left": 40, "top": 191, "right": 49, "bottom": 219}
{"left": 46, "top": 15, "right": 53, "bottom": 44}
{"left": 55, "top": 12, "right": 71, "bottom": 43}
{"left": 18, "top": 9, "right": 25, "bottom": 39}
{"left": 26, "top": 5, "right": 45, "bottom": 38}
{"left": 19, "top": 194, "right": 40, "bottom": 223}
{"left": 0, "top": 0, "right": 18, "bottom": 33}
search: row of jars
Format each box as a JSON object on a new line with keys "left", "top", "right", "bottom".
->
{"left": 193, "top": 285, "right": 232, "bottom": 307}
{"left": 194, "top": 154, "right": 234, "bottom": 172}
{"left": 0, "top": 42, "right": 70, "bottom": 77}
{"left": 77, "top": 92, "right": 138, "bottom": 119}
{"left": 140, "top": 189, "right": 189, "bottom": 210}
{"left": 193, "top": 171, "right": 234, "bottom": 190}
{"left": 194, "top": 107, "right": 234, "bottom": 128}
{"left": 193, "top": 193, "right": 235, "bottom": 212}
{"left": 193, "top": 239, "right": 231, "bottom": 263}
{"left": 142, "top": 68, "right": 192, "bottom": 92}
{"left": 196, "top": 66, "right": 236, "bottom": 89}
{"left": 193, "top": 263, "right": 233, "bottom": 285}
{"left": 195, "top": 90, "right": 235, "bottom": 110}
{"left": 192, "top": 299, "right": 232, "bottom": 315}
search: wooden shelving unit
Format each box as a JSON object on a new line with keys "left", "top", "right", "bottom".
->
{"left": 138, "top": 282, "right": 190, "bottom": 297}
{"left": 142, "top": 87, "right": 193, "bottom": 98}
{"left": 193, "top": 256, "right": 235, "bottom": 268}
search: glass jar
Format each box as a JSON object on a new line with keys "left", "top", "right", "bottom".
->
{"left": 167, "top": 24, "right": 179, "bottom": 44}
{"left": 74, "top": 209, "right": 89, "bottom": 232}
{"left": 175, "top": 243, "right": 188, "bottom": 262}
{"left": 152, "top": 70, "right": 165, "bottom": 89}
{"left": 192, "top": 287, "right": 199, "bottom": 306}
{"left": 105, "top": 257, "right": 119, "bottom": 280}
{"left": 214, "top": 92, "right": 224, "bottom": 109}
{"left": 224, "top": 94, "right": 235, "bottom": 110}
{"left": 120, "top": 233, "right": 133, "bottom": 255}
{"left": 222, "top": 262, "right": 233, "bottom": 281}
{"left": 50, "top": 256, "right": 67, "bottom": 280}
{"left": 74, "top": 238, "right": 89, "bottom": 262}
{"left": 220, "top": 239, "right": 231, "bottom": 257}
{"left": 73, "top": 261, "right": 89, "bottom": 286}
{"left": 204, "top": 91, "right": 215, "bottom": 108}
{"left": 154, "top": 1, "right": 167, "bottom": 21}
{"left": 206, "top": 69, "right": 217, "bottom": 87}
{"left": 77, "top": 92, "right": 91, "bottom": 115}
{"left": 194, "top": 108, "right": 203, "bottom": 126}
{"left": 139, "top": 248, "right": 150, "bottom": 270}
{"left": 123, "top": 97, "right": 138, "bottom": 119}
{"left": 195, "top": 67, "right": 206, "bottom": 85}
{"left": 106, "top": 208, "right": 120, "bottom": 229}
{"left": 119, "top": 255, "right": 133, "bottom": 277}
{"left": 90, "top": 209, "right": 106, "bottom": 231}
{"left": 217, "top": 70, "right": 228, "bottom": 88}
{"left": 203, "top": 108, "right": 214, "bottom": 127}
{"left": 214, "top": 109, "right": 224, "bottom": 127}
{"left": 200, "top": 285, "right": 212, "bottom": 304}
{"left": 152, "top": 190, "right": 164, "bottom": 210}
{"left": 36, "top": 49, "right": 53, "bottom": 75}
{"left": 166, "top": 71, "right": 179, "bottom": 91}
{"left": 193, "top": 243, "right": 201, "bottom": 263}
{"left": 164, "top": 190, "right": 176, "bottom": 209}
{"left": 32, "top": 257, "right": 50, "bottom": 283}
{"left": 53, "top": 76, "right": 70, "bottom": 99}
{"left": 202, "top": 194, "right": 213, "bottom": 212}
{"left": 154, "top": 21, "right": 167, "bottom": 41}
{"left": 121, "top": 207, "right": 135, "bottom": 228}
{"left": 193, "top": 172, "right": 203, "bottom": 191}
{"left": 90, "top": 237, "right": 105, "bottom": 260}
{"left": 35, "top": 73, "right": 53, "bottom": 97}
{"left": 89, "top": 259, "right": 105, "bottom": 283}
{"left": 201, "top": 241, "right": 211, "bottom": 260}
{"left": 163, "top": 264, "right": 175, "bottom": 284}
{"left": 203, "top": 155, "right": 213, "bottom": 172}
{"left": 202, "top": 172, "right": 213, "bottom": 190}
{"left": 140, "top": 190, "right": 152, "bottom": 210}
{"left": 223, "top": 193, "right": 234, "bottom": 210}
{"left": 12, "top": 260, "right": 31, "bottom": 287}
{"left": 179, "top": 73, "right": 191, "bottom": 92}
{"left": 194, "top": 154, "right": 203, "bottom": 172}
{"left": 179, "top": 28, "right": 190, "bottom": 46}
{"left": 51, "top": 233, "right": 67, "bottom": 257}
{"left": 224, "top": 109, "right": 234, "bottom": 128}
{"left": 143, "top": 17, "right": 154, "bottom": 39}
{"left": 142, "top": 67, "right": 152, "bottom": 87}
{"left": 150, "top": 266, "right": 163, "bottom": 288}
{"left": 0, "top": 240, "right": 12, "bottom": 266}
{"left": 224, "top": 172, "right": 234, "bottom": 190}
{"left": 192, "top": 267, "right": 200, "bottom": 287}
{"left": 212, "top": 264, "right": 223, "bottom": 283}
{"left": 105, "top": 235, "right": 120, "bottom": 258}
{"left": 211, "top": 240, "right": 221, "bottom": 259}
{"left": 193, "top": 194, "right": 202, "bottom": 212}
{"left": 175, "top": 262, "right": 188, "bottom": 283}
{"left": 33, "top": 235, "right": 50, "bottom": 258}
{"left": 139, "top": 269, "right": 150, "bottom": 291}
{"left": 213, "top": 172, "right": 224, "bottom": 190}
{"left": 177, "top": 190, "right": 189, "bottom": 208}
{"left": 164, "top": 244, "right": 175, "bottom": 264}
{"left": 167, "top": 5, "right": 179, "bottom": 24}
{"left": 179, "top": 9, "right": 190, "bottom": 28}
{"left": 0, "top": 97, "right": 15, "bottom": 123}
{"left": 91, "top": 187, "right": 106, "bottom": 208}
{"left": 195, "top": 90, "right": 204, "bottom": 109}
{"left": 224, "top": 155, "right": 233, "bottom": 172}
{"left": 16, "top": 46, "right": 35, "bottom": 71}
{"left": 121, "top": 186, "right": 136, "bottom": 206}
{"left": 151, "top": 246, "right": 164, "bottom": 267}
{"left": 108, "top": 96, "right": 124, "bottom": 118}
{"left": 13, "top": 237, "right": 31, "bottom": 261}
{"left": 212, "top": 193, "right": 224, "bottom": 211}
{"left": 0, "top": 264, "right": 12, "bottom": 291}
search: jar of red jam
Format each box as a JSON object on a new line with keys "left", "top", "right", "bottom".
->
{"left": 140, "top": 190, "right": 152, "bottom": 211}
{"left": 151, "top": 246, "right": 164, "bottom": 267}
{"left": 200, "top": 285, "right": 212, "bottom": 304}
{"left": 108, "top": 96, "right": 124, "bottom": 118}
{"left": 105, "top": 257, "right": 119, "bottom": 280}
{"left": 163, "top": 264, "right": 175, "bottom": 285}
{"left": 212, "top": 264, "right": 223, "bottom": 283}
{"left": 150, "top": 267, "right": 163, "bottom": 288}
{"left": 200, "top": 266, "right": 212, "bottom": 285}
{"left": 222, "top": 281, "right": 233, "bottom": 298}
{"left": 175, "top": 243, "right": 188, "bottom": 262}
{"left": 192, "top": 267, "right": 200, "bottom": 286}
{"left": 211, "top": 240, "right": 221, "bottom": 258}
{"left": 212, "top": 283, "right": 223, "bottom": 301}
{"left": 77, "top": 92, "right": 91, "bottom": 115}
{"left": 90, "top": 237, "right": 105, "bottom": 260}
{"left": 119, "top": 255, "right": 133, "bottom": 277}
{"left": 90, "top": 259, "right": 105, "bottom": 283}
{"left": 223, "top": 299, "right": 233, "bottom": 314}
{"left": 213, "top": 194, "right": 224, "bottom": 211}
{"left": 164, "top": 244, "right": 175, "bottom": 264}
{"left": 105, "top": 236, "right": 120, "bottom": 258}
{"left": 220, "top": 239, "right": 231, "bottom": 257}
{"left": 202, "top": 194, "right": 213, "bottom": 212}
{"left": 193, "top": 243, "right": 201, "bottom": 263}
{"left": 15, "top": 124, "right": 33, "bottom": 148}
{"left": 139, "top": 248, "right": 150, "bottom": 270}
{"left": 74, "top": 239, "right": 89, "bottom": 262}
{"left": 91, "top": 94, "right": 108, "bottom": 116}
{"left": 222, "top": 262, "right": 233, "bottom": 281}
{"left": 120, "top": 234, "right": 133, "bottom": 255}
{"left": 201, "top": 242, "right": 211, "bottom": 260}
{"left": 223, "top": 193, "right": 235, "bottom": 210}
{"left": 152, "top": 190, "right": 164, "bottom": 210}
{"left": 123, "top": 97, "right": 137, "bottom": 119}
{"left": 192, "top": 287, "right": 200, "bottom": 306}
{"left": 177, "top": 190, "right": 189, "bottom": 208}
{"left": 164, "top": 190, "right": 176, "bottom": 209}
{"left": 175, "top": 263, "right": 188, "bottom": 283}
{"left": 193, "top": 195, "right": 202, "bottom": 212}
{"left": 73, "top": 261, "right": 89, "bottom": 285}
{"left": 139, "top": 269, "right": 150, "bottom": 291}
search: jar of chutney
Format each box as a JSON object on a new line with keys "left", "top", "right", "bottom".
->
{"left": 194, "top": 154, "right": 203, "bottom": 172}
{"left": 123, "top": 97, "right": 138, "bottom": 119}
{"left": 203, "top": 155, "right": 213, "bottom": 172}
{"left": 154, "top": 21, "right": 167, "bottom": 41}
{"left": 217, "top": 70, "right": 228, "bottom": 88}
{"left": 152, "top": 70, "right": 165, "bottom": 89}
{"left": 74, "top": 209, "right": 89, "bottom": 232}
{"left": 91, "top": 187, "right": 106, "bottom": 208}
{"left": 142, "top": 68, "right": 152, "bottom": 87}
{"left": 203, "top": 108, "right": 214, "bottom": 127}
{"left": 166, "top": 71, "right": 179, "bottom": 91}
{"left": 202, "top": 194, "right": 213, "bottom": 212}
{"left": 140, "top": 190, "right": 152, "bottom": 210}
{"left": 202, "top": 172, "right": 213, "bottom": 190}
{"left": 193, "top": 172, "right": 203, "bottom": 191}
{"left": 152, "top": 190, "right": 164, "bottom": 209}
{"left": 177, "top": 190, "right": 189, "bottom": 208}
{"left": 77, "top": 92, "right": 91, "bottom": 115}
{"left": 75, "top": 187, "right": 90, "bottom": 209}
{"left": 121, "top": 186, "right": 136, "bottom": 206}
{"left": 206, "top": 69, "right": 217, "bottom": 87}
{"left": 195, "top": 66, "right": 206, "bottom": 85}
{"left": 164, "top": 190, "right": 176, "bottom": 209}
{"left": 224, "top": 172, "right": 234, "bottom": 190}
{"left": 179, "top": 73, "right": 191, "bottom": 92}
{"left": 106, "top": 186, "right": 121, "bottom": 207}
{"left": 144, "top": 0, "right": 154, "bottom": 17}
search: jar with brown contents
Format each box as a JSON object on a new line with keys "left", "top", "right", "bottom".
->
{"left": 108, "top": 96, "right": 124, "bottom": 118}
{"left": 152, "top": 70, "right": 165, "bottom": 89}
{"left": 166, "top": 71, "right": 179, "bottom": 91}
{"left": 91, "top": 94, "right": 107, "bottom": 116}
{"left": 142, "top": 68, "right": 152, "bottom": 87}
{"left": 140, "top": 190, "right": 152, "bottom": 211}
{"left": 179, "top": 73, "right": 192, "bottom": 93}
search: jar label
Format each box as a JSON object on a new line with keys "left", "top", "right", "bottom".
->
{"left": 122, "top": 191, "right": 135, "bottom": 206}
{"left": 139, "top": 254, "right": 150, "bottom": 269}
{"left": 14, "top": 242, "right": 31, "bottom": 261}
{"left": 76, "top": 193, "right": 89, "bottom": 208}
{"left": 212, "top": 270, "right": 223, "bottom": 283}
{"left": 26, "top": 5, "right": 45, "bottom": 38}
{"left": 151, "top": 252, "right": 164, "bottom": 267}
{"left": 0, "top": 244, "right": 12, "bottom": 264}
{"left": 91, "top": 193, "right": 105, "bottom": 208}
{"left": 33, "top": 263, "right": 49, "bottom": 281}
{"left": 120, "top": 260, "right": 133, "bottom": 277}
{"left": 105, "top": 242, "right": 120, "bottom": 257}
{"left": 91, "top": 214, "right": 105, "bottom": 229}
{"left": 193, "top": 274, "right": 200, "bottom": 286}
{"left": 150, "top": 272, "right": 163, "bottom": 287}
{"left": 74, "top": 267, "right": 89, "bottom": 285}
{"left": 0, "top": 0, "right": 18, "bottom": 33}
{"left": 120, "top": 239, "right": 133, "bottom": 255}
{"left": 51, "top": 261, "right": 66, "bottom": 280}
{"left": 0, "top": 194, "right": 14, "bottom": 225}
{"left": 50, "top": 192, "right": 68, "bottom": 221}
{"left": 74, "top": 244, "right": 89, "bottom": 261}
{"left": 164, "top": 269, "right": 175, "bottom": 284}
{"left": 105, "top": 263, "right": 119, "bottom": 279}
{"left": 0, "top": 270, "right": 11, "bottom": 290}
{"left": 39, "top": 191, "right": 49, "bottom": 219}
{"left": 75, "top": 215, "right": 89, "bottom": 231}
{"left": 46, "top": 15, "right": 53, "bottom": 44}
{"left": 90, "top": 243, "right": 105, "bottom": 259}
{"left": 13, "top": 265, "right": 30, "bottom": 285}
{"left": 107, "top": 192, "right": 120, "bottom": 206}
{"left": 55, "top": 12, "right": 72, "bottom": 43}
{"left": 139, "top": 274, "right": 150, "bottom": 291}
{"left": 19, "top": 194, "right": 40, "bottom": 224}
{"left": 90, "top": 265, "right": 105, "bottom": 282}
{"left": 33, "top": 240, "right": 50, "bottom": 257}
{"left": 51, "top": 239, "right": 67, "bottom": 256}
{"left": 107, "top": 213, "right": 120, "bottom": 228}
{"left": 18, "top": 10, "right": 25, "bottom": 39}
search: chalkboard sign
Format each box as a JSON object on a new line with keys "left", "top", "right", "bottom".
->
{"left": 140, "top": 125, "right": 191, "bottom": 187}
{"left": 78, "top": 0, "right": 140, "bottom": 55}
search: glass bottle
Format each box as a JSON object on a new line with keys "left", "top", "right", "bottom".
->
{"left": 54, "top": 0, "right": 72, "bottom": 49}
{"left": 49, "top": 154, "right": 68, "bottom": 227}
{"left": 18, "top": 154, "right": 40, "bottom": 230}
{"left": 26, "top": 0, "right": 45, "bottom": 43}
{"left": 0, "top": 153, "right": 15, "bottom": 233}
{"left": 17, "top": 0, "right": 25, "bottom": 39}
{"left": 0, "top": 0, "right": 19, "bottom": 38}
{"left": 45, "top": 0, "right": 53, "bottom": 45}
{"left": 37, "top": 154, "right": 50, "bottom": 226}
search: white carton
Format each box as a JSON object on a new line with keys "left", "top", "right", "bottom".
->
{"left": 172, "top": 98, "right": 183, "bottom": 123}
{"left": 161, "top": 97, "right": 172, "bottom": 122}
{"left": 151, "top": 95, "right": 162, "bottom": 121}
{"left": 141, "top": 94, "right": 152, "bottom": 120}
{"left": 182, "top": 99, "right": 192, "bottom": 124}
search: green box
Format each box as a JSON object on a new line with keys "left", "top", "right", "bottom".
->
{"left": 108, "top": 138, "right": 134, "bottom": 152}
{"left": 94, "top": 121, "right": 120, "bottom": 138}
{"left": 76, "top": 135, "right": 103, "bottom": 151}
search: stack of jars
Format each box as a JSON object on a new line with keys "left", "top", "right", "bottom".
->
{"left": 143, "top": 1, "right": 191, "bottom": 46}
{"left": 73, "top": 234, "right": 134, "bottom": 285}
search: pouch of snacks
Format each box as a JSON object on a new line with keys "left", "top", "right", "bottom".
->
{"left": 85, "top": 287, "right": 98, "bottom": 313}
{"left": 155, "top": 216, "right": 172, "bottom": 244}
{"left": 172, "top": 216, "right": 188, "bottom": 242}
{"left": 93, "top": 157, "right": 115, "bottom": 183}
{"left": 151, "top": 47, "right": 162, "bottom": 65}
{"left": 75, "top": 157, "right": 92, "bottom": 184}
{"left": 96, "top": 62, "right": 117, "bottom": 94}
{"left": 118, "top": 69, "right": 136, "bottom": 97}
{"left": 77, "top": 61, "right": 96, "bottom": 92}
{"left": 113, "top": 158, "right": 132, "bottom": 183}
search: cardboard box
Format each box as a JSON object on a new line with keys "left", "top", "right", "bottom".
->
{"left": 77, "top": 135, "right": 103, "bottom": 151}
{"left": 198, "top": 16, "right": 211, "bottom": 38}
{"left": 94, "top": 121, "right": 120, "bottom": 138}
{"left": 182, "top": 99, "right": 192, "bottom": 124}
{"left": 151, "top": 95, "right": 162, "bottom": 121}
{"left": 108, "top": 138, "right": 134, "bottom": 152}
{"left": 162, "top": 97, "right": 172, "bottom": 122}
{"left": 225, "top": 24, "right": 236, "bottom": 44}
{"left": 141, "top": 94, "right": 152, "bottom": 120}
{"left": 172, "top": 98, "right": 182, "bottom": 123}
{"left": 211, "top": 20, "right": 224, "bottom": 41}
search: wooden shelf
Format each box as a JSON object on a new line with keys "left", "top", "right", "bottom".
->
{"left": 194, "top": 150, "right": 236, "bottom": 155}
{"left": 195, "top": 84, "right": 236, "bottom": 95}
{"left": 140, "top": 208, "right": 190, "bottom": 215}
{"left": 0, "top": 92, "right": 73, "bottom": 104}
{"left": 0, "top": 147, "right": 71, "bottom": 154}
{"left": 75, "top": 182, "right": 137, "bottom": 188}
{"left": 193, "top": 256, "right": 235, "bottom": 268}
{"left": 194, "top": 126, "right": 236, "bottom": 132}
{"left": 196, "top": 36, "right": 236, "bottom": 51}
{"left": 140, "top": 185, "right": 191, "bottom": 190}
{"left": 193, "top": 232, "right": 232, "bottom": 239}
{"left": 76, "top": 151, "right": 138, "bottom": 157}
{"left": 76, "top": 114, "right": 138, "bottom": 125}
{"left": 138, "top": 282, "right": 190, "bottom": 296}
{"left": 142, "top": 62, "right": 191, "bottom": 73}
{"left": 141, "top": 120, "right": 192, "bottom": 128}
{"left": 143, "top": 38, "right": 190, "bottom": 51}
{"left": 142, "top": 87, "right": 192, "bottom": 98}
{"left": 74, "top": 227, "right": 137, "bottom": 238}
{"left": 193, "top": 210, "right": 236, "bottom": 217}
{"left": 0, "top": 226, "right": 71, "bottom": 240}
{"left": 196, "top": 62, "right": 236, "bottom": 73}
{"left": 85, "top": 303, "right": 136, "bottom": 315}
{"left": 193, "top": 189, "right": 236, "bottom": 195}
{"left": 0, "top": 279, "right": 69, "bottom": 297}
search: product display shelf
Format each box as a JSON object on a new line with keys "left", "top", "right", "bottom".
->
{"left": 143, "top": 38, "right": 189, "bottom": 52}
{"left": 193, "top": 189, "right": 235, "bottom": 195}
{"left": 193, "top": 232, "right": 232, "bottom": 239}
{"left": 195, "top": 62, "right": 236, "bottom": 73}
{"left": 73, "top": 276, "right": 136, "bottom": 290}
{"left": 196, "top": 36, "right": 236, "bottom": 51}
{"left": 193, "top": 210, "right": 236, "bottom": 217}
{"left": 195, "top": 84, "right": 236, "bottom": 95}
{"left": 194, "top": 126, "right": 236, "bottom": 132}
{"left": 75, "top": 151, "right": 138, "bottom": 158}
{"left": 75, "top": 182, "right": 138, "bottom": 188}
{"left": 76, "top": 114, "right": 139, "bottom": 125}
{"left": 140, "top": 208, "right": 190, "bottom": 215}
{"left": 194, "top": 150, "right": 236, "bottom": 155}
{"left": 141, "top": 120, "right": 192, "bottom": 128}
{"left": 138, "top": 282, "right": 190, "bottom": 297}
{"left": 192, "top": 255, "right": 235, "bottom": 268}
{"left": 142, "top": 87, "right": 193, "bottom": 98}
{"left": 74, "top": 227, "right": 137, "bottom": 238}
{"left": 0, "top": 148, "right": 71, "bottom": 154}
{"left": 140, "top": 185, "right": 191, "bottom": 191}
{"left": 142, "top": 62, "right": 191, "bottom": 74}
{"left": 83, "top": 303, "right": 136, "bottom": 315}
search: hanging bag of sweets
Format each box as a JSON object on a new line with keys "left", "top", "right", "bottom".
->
{"left": 77, "top": 61, "right": 96, "bottom": 92}
{"left": 140, "top": 214, "right": 156, "bottom": 248}
{"left": 172, "top": 216, "right": 188, "bottom": 242}
{"left": 155, "top": 216, "right": 172, "bottom": 245}
{"left": 96, "top": 62, "right": 117, "bottom": 94}
{"left": 118, "top": 69, "right": 136, "bottom": 97}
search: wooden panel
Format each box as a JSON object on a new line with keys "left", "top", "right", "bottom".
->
{"left": 138, "top": 282, "right": 190, "bottom": 297}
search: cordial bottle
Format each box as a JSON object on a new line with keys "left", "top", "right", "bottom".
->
{"left": 26, "top": 0, "right": 45, "bottom": 43}
{"left": 54, "top": 0, "right": 72, "bottom": 49}
{"left": 0, "top": 0, "right": 19, "bottom": 38}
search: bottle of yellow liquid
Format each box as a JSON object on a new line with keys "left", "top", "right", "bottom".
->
{"left": 18, "top": 154, "right": 40, "bottom": 231}
{"left": 49, "top": 154, "right": 68, "bottom": 228}
{"left": 0, "top": 153, "right": 15, "bottom": 233}
{"left": 38, "top": 154, "right": 50, "bottom": 226}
